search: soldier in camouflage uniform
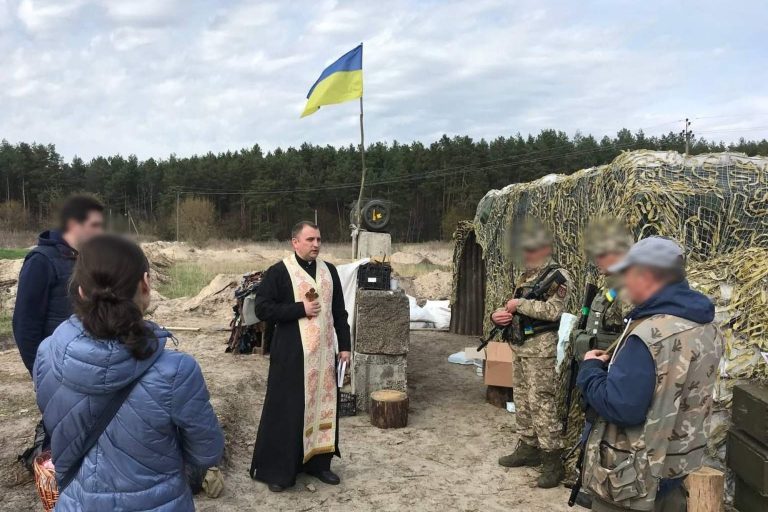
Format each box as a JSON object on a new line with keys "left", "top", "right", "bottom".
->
{"left": 572, "top": 225, "right": 634, "bottom": 361}
{"left": 568, "top": 225, "right": 633, "bottom": 508}
{"left": 492, "top": 228, "right": 573, "bottom": 488}
{"left": 576, "top": 237, "right": 723, "bottom": 511}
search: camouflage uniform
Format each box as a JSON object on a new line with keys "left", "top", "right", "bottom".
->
{"left": 583, "top": 314, "right": 724, "bottom": 511}
{"left": 572, "top": 274, "right": 633, "bottom": 361}
{"left": 511, "top": 259, "right": 573, "bottom": 452}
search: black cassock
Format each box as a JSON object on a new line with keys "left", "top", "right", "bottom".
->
{"left": 249, "top": 254, "right": 351, "bottom": 487}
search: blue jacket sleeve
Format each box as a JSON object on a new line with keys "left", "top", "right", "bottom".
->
{"left": 13, "top": 254, "right": 54, "bottom": 374}
{"left": 171, "top": 355, "right": 225, "bottom": 468}
{"left": 576, "top": 335, "right": 656, "bottom": 427}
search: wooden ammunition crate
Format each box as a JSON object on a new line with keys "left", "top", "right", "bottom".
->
{"left": 727, "top": 429, "right": 768, "bottom": 496}
{"left": 732, "top": 383, "right": 768, "bottom": 445}
{"left": 735, "top": 476, "right": 768, "bottom": 512}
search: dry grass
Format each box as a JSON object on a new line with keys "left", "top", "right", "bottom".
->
{"left": 0, "top": 231, "right": 36, "bottom": 249}
{"left": 157, "top": 260, "right": 266, "bottom": 299}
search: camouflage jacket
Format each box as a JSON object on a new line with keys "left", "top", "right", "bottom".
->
{"left": 512, "top": 260, "right": 573, "bottom": 358}
{"left": 582, "top": 314, "right": 723, "bottom": 510}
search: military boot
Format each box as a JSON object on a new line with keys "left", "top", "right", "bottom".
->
{"left": 498, "top": 441, "right": 542, "bottom": 468}
{"left": 536, "top": 449, "right": 565, "bottom": 488}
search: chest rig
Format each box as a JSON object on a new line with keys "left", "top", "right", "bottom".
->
{"left": 572, "top": 288, "right": 623, "bottom": 361}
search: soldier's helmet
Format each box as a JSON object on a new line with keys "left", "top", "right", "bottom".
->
{"left": 517, "top": 219, "right": 553, "bottom": 251}
{"left": 585, "top": 219, "right": 633, "bottom": 257}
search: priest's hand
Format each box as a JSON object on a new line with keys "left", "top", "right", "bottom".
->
{"left": 303, "top": 300, "right": 321, "bottom": 318}
{"left": 338, "top": 351, "right": 351, "bottom": 364}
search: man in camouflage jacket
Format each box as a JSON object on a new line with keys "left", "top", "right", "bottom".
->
{"left": 492, "top": 229, "right": 573, "bottom": 488}
{"left": 576, "top": 237, "right": 723, "bottom": 511}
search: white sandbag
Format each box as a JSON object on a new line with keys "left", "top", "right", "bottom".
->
{"left": 420, "top": 300, "right": 451, "bottom": 329}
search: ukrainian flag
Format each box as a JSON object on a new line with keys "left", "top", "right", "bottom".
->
{"left": 301, "top": 44, "right": 363, "bottom": 118}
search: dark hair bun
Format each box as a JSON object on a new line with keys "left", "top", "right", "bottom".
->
{"left": 91, "top": 288, "right": 120, "bottom": 303}
{"left": 72, "top": 234, "right": 155, "bottom": 360}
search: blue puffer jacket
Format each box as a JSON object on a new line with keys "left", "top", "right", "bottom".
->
{"left": 34, "top": 316, "right": 224, "bottom": 512}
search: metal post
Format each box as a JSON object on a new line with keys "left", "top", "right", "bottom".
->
{"left": 354, "top": 96, "right": 367, "bottom": 257}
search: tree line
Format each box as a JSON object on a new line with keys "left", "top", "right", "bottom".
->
{"left": 1, "top": 130, "right": 766, "bottom": 243}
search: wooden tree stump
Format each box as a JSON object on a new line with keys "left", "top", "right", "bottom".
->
{"left": 486, "top": 385, "right": 513, "bottom": 408}
{"left": 370, "top": 390, "right": 408, "bottom": 429}
{"left": 684, "top": 466, "right": 724, "bottom": 512}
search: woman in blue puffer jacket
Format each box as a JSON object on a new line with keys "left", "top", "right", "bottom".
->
{"left": 34, "top": 234, "right": 224, "bottom": 511}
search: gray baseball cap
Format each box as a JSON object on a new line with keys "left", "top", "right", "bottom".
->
{"left": 608, "top": 236, "right": 684, "bottom": 273}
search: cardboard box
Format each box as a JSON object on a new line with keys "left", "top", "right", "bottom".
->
{"left": 464, "top": 346, "right": 486, "bottom": 361}
{"left": 484, "top": 342, "right": 514, "bottom": 388}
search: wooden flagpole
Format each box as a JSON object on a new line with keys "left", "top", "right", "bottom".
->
{"left": 354, "top": 95, "right": 367, "bottom": 257}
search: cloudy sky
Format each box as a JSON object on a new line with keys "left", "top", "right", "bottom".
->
{"left": 1, "top": 0, "right": 767, "bottom": 161}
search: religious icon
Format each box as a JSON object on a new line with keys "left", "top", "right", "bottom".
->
{"left": 305, "top": 288, "right": 319, "bottom": 301}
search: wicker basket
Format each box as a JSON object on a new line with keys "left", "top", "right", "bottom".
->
{"left": 33, "top": 451, "right": 59, "bottom": 512}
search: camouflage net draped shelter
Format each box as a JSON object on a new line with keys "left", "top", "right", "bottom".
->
{"left": 466, "top": 149, "right": 768, "bottom": 477}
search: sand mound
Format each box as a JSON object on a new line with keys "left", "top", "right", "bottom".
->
{"left": 390, "top": 251, "right": 425, "bottom": 265}
{"left": 423, "top": 252, "right": 452, "bottom": 267}
{"left": 0, "top": 259, "right": 23, "bottom": 287}
{"left": 185, "top": 274, "right": 238, "bottom": 312}
{"left": 0, "top": 259, "right": 24, "bottom": 312}
{"left": 149, "top": 274, "right": 238, "bottom": 324}
{"left": 141, "top": 241, "right": 195, "bottom": 262}
{"left": 412, "top": 270, "right": 452, "bottom": 300}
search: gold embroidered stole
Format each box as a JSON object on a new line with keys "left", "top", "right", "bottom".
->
{"left": 283, "top": 256, "right": 338, "bottom": 462}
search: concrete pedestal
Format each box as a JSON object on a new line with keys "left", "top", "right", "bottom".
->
{"left": 352, "top": 288, "right": 410, "bottom": 412}
{"left": 355, "top": 289, "right": 409, "bottom": 355}
{"left": 352, "top": 352, "right": 407, "bottom": 412}
{"left": 355, "top": 231, "right": 391, "bottom": 259}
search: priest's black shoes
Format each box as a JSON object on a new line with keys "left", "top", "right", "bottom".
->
{"left": 306, "top": 469, "right": 341, "bottom": 485}
{"left": 268, "top": 483, "right": 286, "bottom": 493}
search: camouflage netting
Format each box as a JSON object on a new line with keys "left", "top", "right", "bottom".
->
{"left": 450, "top": 220, "right": 476, "bottom": 305}
{"left": 467, "top": 149, "right": 768, "bottom": 479}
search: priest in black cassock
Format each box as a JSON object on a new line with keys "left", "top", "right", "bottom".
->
{"left": 249, "top": 221, "right": 352, "bottom": 492}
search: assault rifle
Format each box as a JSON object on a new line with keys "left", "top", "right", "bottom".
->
{"left": 477, "top": 268, "right": 567, "bottom": 351}
{"left": 561, "top": 281, "right": 598, "bottom": 434}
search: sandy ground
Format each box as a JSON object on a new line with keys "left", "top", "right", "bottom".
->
{"left": 0, "top": 240, "right": 569, "bottom": 511}
{"left": 0, "top": 325, "right": 572, "bottom": 512}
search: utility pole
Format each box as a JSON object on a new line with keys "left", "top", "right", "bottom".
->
{"left": 175, "top": 191, "right": 180, "bottom": 242}
{"left": 681, "top": 118, "right": 693, "bottom": 156}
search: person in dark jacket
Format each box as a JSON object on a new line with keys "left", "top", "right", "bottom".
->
{"left": 13, "top": 195, "right": 105, "bottom": 374}
{"left": 576, "top": 237, "right": 721, "bottom": 511}
{"left": 34, "top": 234, "right": 224, "bottom": 511}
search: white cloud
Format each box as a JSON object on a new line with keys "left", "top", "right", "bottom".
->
{"left": 1, "top": 0, "right": 767, "bottom": 160}
{"left": 16, "top": 0, "right": 86, "bottom": 33}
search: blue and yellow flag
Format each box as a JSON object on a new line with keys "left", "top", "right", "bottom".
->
{"left": 301, "top": 44, "right": 363, "bottom": 118}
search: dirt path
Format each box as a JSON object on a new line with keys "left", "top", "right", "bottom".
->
{"left": 0, "top": 329, "right": 571, "bottom": 512}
